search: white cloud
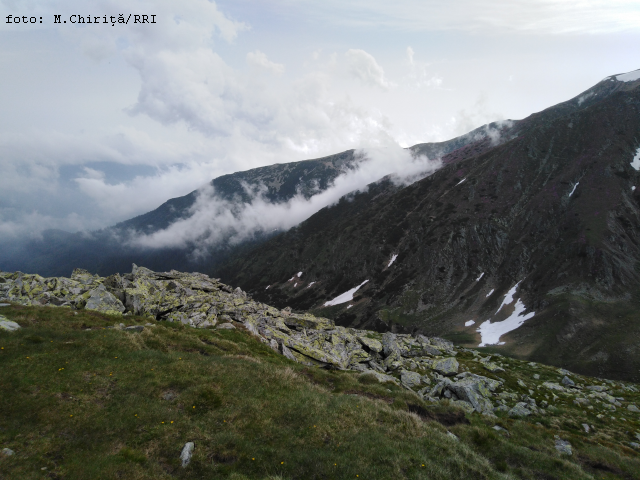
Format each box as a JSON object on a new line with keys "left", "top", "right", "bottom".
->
{"left": 247, "top": 50, "right": 285, "bottom": 75}
{"left": 130, "top": 143, "right": 442, "bottom": 253}
{"left": 274, "top": 0, "right": 640, "bottom": 34}
{"left": 345, "top": 49, "right": 392, "bottom": 89}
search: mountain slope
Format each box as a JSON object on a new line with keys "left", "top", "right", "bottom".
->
{"left": 218, "top": 71, "right": 640, "bottom": 382}
{"left": 0, "top": 122, "right": 506, "bottom": 278}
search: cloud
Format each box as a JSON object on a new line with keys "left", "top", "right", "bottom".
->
{"left": 246, "top": 50, "right": 285, "bottom": 75}
{"left": 274, "top": 0, "right": 640, "bottom": 34}
{"left": 130, "top": 143, "right": 442, "bottom": 253}
{"left": 345, "top": 49, "right": 393, "bottom": 89}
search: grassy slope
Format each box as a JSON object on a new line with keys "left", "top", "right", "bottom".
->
{"left": 1, "top": 305, "right": 639, "bottom": 480}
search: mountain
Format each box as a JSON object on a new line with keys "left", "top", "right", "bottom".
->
{"left": 217, "top": 69, "right": 640, "bottom": 383}
{"left": 0, "top": 122, "right": 502, "bottom": 279}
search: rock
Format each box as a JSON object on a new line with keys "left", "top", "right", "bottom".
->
{"left": 280, "top": 343, "right": 297, "bottom": 362}
{"left": 431, "top": 357, "right": 459, "bottom": 376}
{"left": 216, "top": 323, "right": 236, "bottom": 330}
{"left": 494, "top": 405, "right": 510, "bottom": 413}
{"left": 0, "top": 317, "right": 20, "bottom": 332}
{"left": 400, "top": 370, "right": 422, "bottom": 389}
{"left": 543, "top": 382, "right": 565, "bottom": 391}
{"left": 450, "top": 400, "right": 475, "bottom": 414}
{"left": 554, "top": 436, "right": 572, "bottom": 455}
{"left": 586, "top": 385, "right": 608, "bottom": 392}
{"left": 446, "top": 431, "right": 459, "bottom": 441}
{"left": 381, "top": 332, "right": 402, "bottom": 357}
{"left": 493, "top": 425, "right": 509, "bottom": 435}
{"left": 1, "top": 448, "right": 15, "bottom": 456}
{"left": 533, "top": 374, "right": 540, "bottom": 380}
{"left": 362, "top": 371, "right": 399, "bottom": 386}
{"left": 517, "top": 379, "right": 527, "bottom": 388}
{"left": 481, "top": 361, "right": 505, "bottom": 373}
{"left": 448, "top": 375, "right": 496, "bottom": 414}
{"left": 357, "top": 336, "right": 383, "bottom": 353}
{"left": 124, "top": 325, "right": 144, "bottom": 332}
{"left": 431, "top": 337, "right": 454, "bottom": 351}
{"left": 508, "top": 402, "right": 532, "bottom": 417}
{"left": 627, "top": 404, "right": 640, "bottom": 413}
{"left": 180, "top": 442, "right": 195, "bottom": 467}
{"left": 581, "top": 423, "right": 590, "bottom": 433}
{"left": 561, "top": 376, "right": 575, "bottom": 387}
{"left": 630, "top": 442, "right": 640, "bottom": 449}
{"left": 84, "top": 284, "right": 126, "bottom": 315}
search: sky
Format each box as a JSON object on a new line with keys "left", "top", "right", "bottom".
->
{"left": 1, "top": 0, "right": 639, "bottom": 240}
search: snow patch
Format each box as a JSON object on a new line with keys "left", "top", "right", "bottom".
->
{"left": 294, "top": 283, "right": 297, "bottom": 287}
{"left": 496, "top": 281, "right": 521, "bottom": 314}
{"left": 633, "top": 186, "right": 637, "bottom": 192}
{"left": 297, "top": 271, "right": 303, "bottom": 278}
{"left": 616, "top": 69, "right": 640, "bottom": 83}
{"left": 456, "top": 178, "right": 466, "bottom": 186}
{"left": 324, "top": 280, "right": 369, "bottom": 306}
{"left": 568, "top": 182, "right": 579, "bottom": 197}
{"left": 465, "top": 320, "right": 475, "bottom": 327}
{"left": 486, "top": 288, "right": 495, "bottom": 297}
{"left": 307, "top": 281, "right": 316, "bottom": 288}
{"left": 477, "top": 299, "right": 535, "bottom": 347}
{"left": 387, "top": 254, "right": 398, "bottom": 267}
{"left": 265, "top": 285, "right": 270, "bottom": 290}
{"left": 476, "top": 272, "right": 484, "bottom": 281}
{"left": 288, "top": 276, "right": 295, "bottom": 282}
{"left": 631, "top": 147, "right": 640, "bottom": 171}
{"left": 347, "top": 305, "right": 353, "bottom": 309}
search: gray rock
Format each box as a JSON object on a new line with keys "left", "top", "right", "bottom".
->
{"left": 554, "top": 436, "right": 572, "bottom": 455}
{"left": 0, "top": 317, "right": 20, "bottom": 332}
{"left": 216, "top": 323, "right": 236, "bottom": 330}
{"left": 84, "top": 284, "right": 126, "bottom": 315}
{"left": 493, "top": 405, "right": 510, "bottom": 413}
{"left": 280, "top": 343, "right": 297, "bottom": 362}
{"left": 627, "top": 404, "right": 640, "bottom": 413}
{"left": 124, "top": 325, "right": 144, "bottom": 332}
{"left": 448, "top": 376, "right": 495, "bottom": 414}
{"left": 446, "top": 431, "right": 459, "bottom": 441}
{"left": 180, "top": 442, "right": 195, "bottom": 467}
{"left": 533, "top": 374, "right": 540, "bottom": 380}
{"left": 508, "top": 402, "right": 532, "bottom": 417}
{"left": 358, "top": 336, "right": 383, "bottom": 353}
{"left": 493, "top": 425, "right": 509, "bottom": 435}
{"left": 0, "top": 303, "right": 10, "bottom": 307}
{"left": 630, "top": 442, "right": 640, "bottom": 449}
{"left": 561, "top": 376, "right": 575, "bottom": 387}
{"left": 431, "top": 337, "right": 454, "bottom": 351}
{"left": 1, "top": 448, "right": 15, "bottom": 456}
{"left": 400, "top": 370, "right": 422, "bottom": 389}
{"left": 362, "top": 371, "right": 399, "bottom": 386}
{"left": 381, "top": 332, "right": 402, "bottom": 357}
{"left": 543, "top": 382, "right": 565, "bottom": 391}
{"left": 586, "top": 385, "right": 608, "bottom": 392}
{"left": 431, "top": 357, "right": 459, "bottom": 376}
{"left": 581, "top": 423, "right": 590, "bottom": 433}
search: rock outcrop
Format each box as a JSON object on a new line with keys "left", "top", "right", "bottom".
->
{"left": 2, "top": 265, "right": 639, "bottom": 420}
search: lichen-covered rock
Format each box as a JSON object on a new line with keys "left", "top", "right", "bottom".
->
{"left": 400, "top": 370, "right": 422, "bottom": 389}
{"left": 432, "top": 357, "right": 459, "bottom": 376}
{"left": 508, "top": 402, "right": 532, "bottom": 417}
{"left": 554, "top": 436, "right": 572, "bottom": 455}
{"left": 84, "top": 285, "right": 126, "bottom": 315}
{"left": 357, "top": 336, "right": 383, "bottom": 353}
{"left": 0, "top": 316, "right": 21, "bottom": 332}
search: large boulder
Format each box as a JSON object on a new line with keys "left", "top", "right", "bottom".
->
{"left": 432, "top": 357, "right": 459, "bottom": 376}
{"left": 400, "top": 370, "right": 422, "bottom": 389}
{"left": 84, "top": 285, "right": 126, "bottom": 315}
{"left": 0, "top": 316, "right": 20, "bottom": 332}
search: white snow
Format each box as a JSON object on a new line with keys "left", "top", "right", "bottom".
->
{"left": 465, "top": 320, "right": 475, "bottom": 327}
{"left": 297, "top": 271, "right": 303, "bottom": 278}
{"left": 633, "top": 186, "right": 637, "bottom": 192}
{"left": 288, "top": 276, "right": 295, "bottom": 282}
{"left": 347, "top": 305, "right": 353, "bottom": 309}
{"left": 323, "top": 280, "right": 369, "bottom": 307}
{"left": 456, "top": 178, "right": 466, "bottom": 186}
{"left": 631, "top": 147, "right": 640, "bottom": 171}
{"left": 307, "top": 281, "right": 316, "bottom": 288}
{"left": 486, "top": 288, "right": 495, "bottom": 297}
{"left": 477, "top": 299, "right": 535, "bottom": 347}
{"left": 476, "top": 272, "right": 484, "bottom": 281}
{"left": 616, "top": 69, "right": 640, "bottom": 83}
{"left": 568, "top": 182, "right": 579, "bottom": 197}
{"left": 387, "top": 254, "right": 398, "bottom": 267}
{"left": 294, "top": 283, "right": 297, "bottom": 287}
{"left": 496, "top": 281, "right": 521, "bottom": 314}
{"left": 265, "top": 285, "right": 270, "bottom": 290}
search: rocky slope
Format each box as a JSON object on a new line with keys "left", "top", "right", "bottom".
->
{"left": 218, "top": 71, "right": 640, "bottom": 383}
{"left": 2, "top": 265, "right": 640, "bottom": 434}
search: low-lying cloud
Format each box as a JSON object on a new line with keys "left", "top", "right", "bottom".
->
{"left": 130, "top": 144, "right": 441, "bottom": 255}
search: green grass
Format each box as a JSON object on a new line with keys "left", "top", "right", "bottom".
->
{"left": 1, "top": 304, "right": 639, "bottom": 479}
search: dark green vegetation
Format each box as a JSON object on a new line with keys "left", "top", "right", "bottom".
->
{"left": 2, "top": 304, "right": 640, "bottom": 479}
{"left": 219, "top": 76, "right": 640, "bottom": 383}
